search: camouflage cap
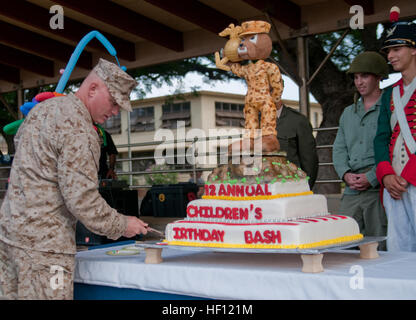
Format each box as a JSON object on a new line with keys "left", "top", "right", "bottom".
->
{"left": 239, "top": 20, "right": 271, "bottom": 36}
{"left": 93, "top": 58, "right": 137, "bottom": 112}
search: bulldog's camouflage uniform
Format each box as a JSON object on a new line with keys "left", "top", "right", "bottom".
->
{"left": 230, "top": 60, "right": 283, "bottom": 138}
{"left": 0, "top": 93, "right": 128, "bottom": 299}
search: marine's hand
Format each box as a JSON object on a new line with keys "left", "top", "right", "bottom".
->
{"left": 383, "top": 174, "right": 408, "bottom": 200}
{"left": 123, "top": 216, "right": 148, "bottom": 238}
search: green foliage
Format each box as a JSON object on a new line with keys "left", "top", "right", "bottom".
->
{"left": 315, "top": 30, "right": 364, "bottom": 71}
{"left": 128, "top": 55, "right": 240, "bottom": 99}
{"left": 145, "top": 164, "right": 178, "bottom": 185}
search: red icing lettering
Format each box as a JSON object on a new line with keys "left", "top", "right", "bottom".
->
{"left": 235, "top": 185, "right": 245, "bottom": 197}
{"left": 263, "top": 230, "right": 273, "bottom": 244}
{"left": 172, "top": 228, "right": 225, "bottom": 243}
{"left": 263, "top": 230, "right": 281, "bottom": 244}
{"left": 224, "top": 207, "right": 232, "bottom": 219}
{"left": 205, "top": 184, "right": 216, "bottom": 196}
{"left": 211, "top": 230, "right": 219, "bottom": 242}
{"left": 227, "top": 184, "right": 236, "bottom": 196}
{"left": 218, "top": 230, "right": 225, "bottom": 242}
{"left": 180, "top": 228, "right": 188, "bottom": 239}
{"left": 190, "top": 205, "right": 250, "bottom": 221}
{"left": 216, "top": 206, "right": 224, "bottom": 218}
{"left": 246, "top": 185, "right": 255, "bottom": 196}
{"left": 186, "top": 205, "right": 213, "bottom": 218}
{"left": 239, "top": 208, "right": 248, "bottom": 220}
{"left": 232, "top": 207, "right": 239, "bottom": 219}
{"left": 255, "top": 184, "right": 265, "bottom": 196}
{"left": 207, "top": 183, "right": 273, "bottom": 198}
{"left": 187, "top": 205, "right": 197, "bottom": 217}
{"left": 210, "top": 229, "right": 225, "bottom": 242}
{"left": 254, "top": 231, "right": 263, "bottom": 243}
{"left": 173, "top": 227, "right": 181, "bottom": 240}
{"left": 264, "top": 184, "right": 271, "bottom": 195}
{"left": 244, "top": 230, "right": 282, "bottom": 244}
{"left": 254, "top": 207, "right": 262, "bottom": 219}
{"left": 205, "top": 206, "right": 213, "bottom": 217}
{"left": 218, "top": 184, "right": 226, "bottom": 196}
{"left": 200, "top": 229, "right": 211, "bottom": 241}
{"left": 244, "top": 230, "right": 253, "bottom": 244}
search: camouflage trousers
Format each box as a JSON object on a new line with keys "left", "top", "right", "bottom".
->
{"left": 0, "top": 240, "right": 75, "bottom": 300}
{"left": 243, "top": 97, "right": 278, "bottom": 138}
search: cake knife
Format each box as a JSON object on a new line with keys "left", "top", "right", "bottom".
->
{"left": 146, "top": 226, "right": 165, "bottom": 238}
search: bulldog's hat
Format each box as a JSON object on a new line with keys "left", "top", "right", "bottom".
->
{"left": 239, "top": 20, "right": 271, "bottom": 36}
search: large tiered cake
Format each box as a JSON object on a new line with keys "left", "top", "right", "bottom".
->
{"left": 164, "top": 156, "right": 363, "bottom": 249}
{"left": 164, "top": 19, "right": 363, "bottom": 249}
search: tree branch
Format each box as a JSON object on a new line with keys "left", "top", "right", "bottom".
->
{"left": 0, "top": 94, "right": 18, "bottom": 120}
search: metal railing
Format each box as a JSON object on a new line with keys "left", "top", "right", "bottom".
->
{"left": 0, "top": 127, "right": 342, "bottom": 193}
{"left": 114, "top": 127, "right": 342, "bottom": 188}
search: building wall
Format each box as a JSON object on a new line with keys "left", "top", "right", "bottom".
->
{"left": 109, "top": 91, "right": 322, "bottom": 147}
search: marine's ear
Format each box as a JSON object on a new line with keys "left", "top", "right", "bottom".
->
{"left": 87, "top": 81, "right": 99, "bottom": 98}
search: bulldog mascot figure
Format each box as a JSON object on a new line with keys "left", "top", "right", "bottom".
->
{"left": 216, "top": 21, "right": 284, "bottom": 153}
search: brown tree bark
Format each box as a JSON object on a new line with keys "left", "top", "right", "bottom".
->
{"left": 274, "top": 25, "right": 385, "bottom": 194}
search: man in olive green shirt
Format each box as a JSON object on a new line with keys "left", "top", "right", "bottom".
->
{"left": 276, "top": 105, "right": 318, "bottom": 189}
{"left": 333, "top": 52, "right": 389, "bottom": 250}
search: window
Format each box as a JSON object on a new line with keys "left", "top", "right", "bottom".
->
{"left": 130, "top": 106, "right": 155, "bottom": 132}
{"left": 161, "top": 101, "right": 191, "bottom": 129}
{"left": 102, "top": 113, "right": 121, "bottom": 134}
{"left": 215, "top": 101, "right": 245, "bottom": 127}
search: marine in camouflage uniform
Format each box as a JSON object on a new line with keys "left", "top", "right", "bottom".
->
{"left": 0, "top": 59, "right": 143, "bottom": 299}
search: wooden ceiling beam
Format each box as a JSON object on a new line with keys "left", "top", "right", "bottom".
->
{"left": 144, "top": 0, "right": 238, "bottom": 34}
{"left": 242, "top": 0, "right": 301, "bottom": 30}
{"left": 53, "top": 0, "right": 184, "bottom": 52}
{"left": 0, "top": 63, "right": 20, "bottom": 84}
{"left": 0, "top": 0, "right": 135, "bottom": 61}
{"left": 343, "top": 0, "right": 375, "bottom": 15}
{"left": 0, "top": 44, "right": 54, "bottom": 77}
{"left": 0, "top": 20, "right": 92, "bottom": 70}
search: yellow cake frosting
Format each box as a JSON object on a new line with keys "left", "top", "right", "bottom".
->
{"left": 164, "top": 234, "right": 363, "bottom": 249}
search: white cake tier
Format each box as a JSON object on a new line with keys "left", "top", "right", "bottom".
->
{"left": 186, "top": 194, "right": 328, "bottom": 222}
{"left": 203, "top": 180, "right": 310, "bottom": 200}
{"left": 164, "top": 215, "right": 363, "bottom": 249}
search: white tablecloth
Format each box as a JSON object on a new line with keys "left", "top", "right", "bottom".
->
{"left": 74, "top": 243, "right": 416, "bottom": 300}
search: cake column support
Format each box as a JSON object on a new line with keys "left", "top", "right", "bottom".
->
{"left": 144, "top": 248, "right": 163, "bottom": 264}
{"left": 301, "top": 254, "right": 324, "bottom": 273}
{"left": 359, "top": 242, "right": 379, "bottom": 259}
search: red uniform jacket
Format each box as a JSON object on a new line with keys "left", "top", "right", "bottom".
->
{"left": 374, "top": 79, "right": 416, "bottom": 186}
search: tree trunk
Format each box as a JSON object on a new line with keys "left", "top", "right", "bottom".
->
{"left": 308, "top": 36, "right": 355, "bottom": 194}
{"left": 276, "top": 35, "right": 355, "bottom": 194}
